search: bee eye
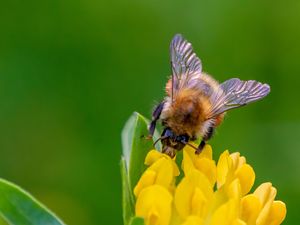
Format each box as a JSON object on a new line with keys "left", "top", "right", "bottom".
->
{"left": 162, "top": 127, "right": 174, "bottom": 138}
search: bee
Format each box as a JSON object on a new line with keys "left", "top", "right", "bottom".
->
{"left": 149, "top": 34, "right": 270, "bottom": 157}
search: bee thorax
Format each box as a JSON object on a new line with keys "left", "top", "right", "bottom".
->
{"left": 162, "top": 89, "right": 211, "bottom": 137}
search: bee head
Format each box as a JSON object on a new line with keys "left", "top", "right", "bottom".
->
{"left": 160, "top": 127, "right": 189, "bottom": 151}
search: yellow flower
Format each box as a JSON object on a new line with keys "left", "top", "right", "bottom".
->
{"left": 134, "top": 145, "right": 286, "bottom": 225}
{"left": 175, "top": 169, "right": 213, "bottom": 219}
{"left": 216, "top": 150, "right": 255, "bottom": 196}
{"left": 181, "top": 144, "right": 216, "bottom": 186}
{"left": 241, "top": 183, "right": 286, "bottom": 225}
{"left": 134, "top": 150, "right": 180, "bottom": 197}
{"left": 136, "top": 185, "right": 173, "bottom": 225}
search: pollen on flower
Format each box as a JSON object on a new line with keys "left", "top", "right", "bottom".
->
{"left": 134, "top": 144, "right": 286, "bottom": 225}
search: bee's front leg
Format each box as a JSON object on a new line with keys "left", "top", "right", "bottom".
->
{"left": 195, "top": 126, "right": 215, "bottom": 154}
{"left": 195, "top": 140, "right": 206, "bottom": 154}
{"left": 148, "top": 101, "right": 165, "bottom": 137}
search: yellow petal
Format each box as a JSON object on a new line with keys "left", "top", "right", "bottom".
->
{"left": 230, "top": 152, "right": 241, "bottom": 171}
{"left": 175, "top": 169, "right": 213, "bottom": 219}
{"left": 256, "top": 200, "right": 273, "bottom": 225}
{"left": 134, "top": 170, "right": 156, "bottom": 197}
{"left": 240, "top": 194, "right": 262, "bottom": 224}
{"left": 230, "top": 152, "right": 246, "bottom": 171}
{"left": 182, "top": 145, "right": 216, "bottom": 186}
{"left": 238, "top": 156, "right": 246, "bottom": 168}
{"left": 257, "top": 200, "right": 287, "bottom": 225}
{"left": 153, "top": 158, "right": 174, "bottom": 187}
{"left": 147, "top": 206, "right": 159, "bottom": 225}
{"left": 254, "top": 183, "right": 277, "bottom": 206}
{"left": 169, "top": 206, "right": 184, "bottom": 225}
{"left": 171, "top": 158, "right": 181, "bottom": 177}
{"left": 180, "top": 216, "right": 204, "bottom": 225}
{"left": 232, "top": 219, "right": 247, "bottom": 225}
{"left": 255, "top": 183, "right": 278, "bottom": 225}
{"left": 145, "top": 150, "right": 164, "bottom": 166}
{"left": 226, "top": 178, "right": 241, "bottom": 199}
{"left": 182, "top": 143, "right": 213, "bottom": 163}
{"left": 134, "top": 156, "right": 178, "bottom": 196}
{"left": 136, "top": 185, "right": 173, "bottom": 225}
{"left": 266, "top": 201, "right": 287, "bottom": 225}
{"left": 235, "top": 164, "right": 255, "bottom": 196}
{"left": 194, "top": 157, "right": 217, "bottom": 186}
{"left": 182, "top": 148, "right": 197, "bottom": 175}
{"left": 183, "top": 143, "right": 198, "bottom": 155}
{"left": 217, "top": 150, "right": 232, "bottom": 188}
{"left": 191, "top": 187, "right": 207, "bottom": 217}
{"left": 182, "top": 143, "right": 213, "bottom": 159}
{"left": 187, "top": 169, "right": 214, "bottom": 199}
{"left": 198, "top": 144, "right": 213, "bottom": 159}
{"left": 174, "top": 175, "right": 194, "bottom": 218}
{"left": 145, "top": 150, "right": 180, "bottom": 177}
{"left": 210, "top": 199, "right": 238, "bottom": 225}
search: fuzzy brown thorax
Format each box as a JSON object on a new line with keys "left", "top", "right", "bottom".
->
{"left": 162, "top": 89, "right": 211, "bottom": 137}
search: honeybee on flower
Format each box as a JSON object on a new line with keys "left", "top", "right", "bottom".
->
{"left": 149, "top": 34, "right": 270, "bottom": 157}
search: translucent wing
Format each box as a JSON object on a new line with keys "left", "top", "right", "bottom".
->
{"left": 209, "top": 78, "right": 270, "bottom": 117}
{"left": 170, "top": 34, "right": 202, "bottom": 101}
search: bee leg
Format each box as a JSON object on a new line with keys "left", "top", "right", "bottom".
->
{"left": 195, "top": 140, "right": 206, "bottom": 154}
{"left": 148, "top": 101, "right": 165, "bottom": 137}
{"left": 195, "top": 126, "right": 215, "bottom": 154}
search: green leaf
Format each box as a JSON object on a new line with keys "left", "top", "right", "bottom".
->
{"left": 121, "top": 112, "right": 161, "bottom": 224}
{"left": 121, "top": 112, "right": 159, "bottom": 194}
{"left": 174, "top": 150, "right": 184, "bottom": 185}
{"left": 0, "top": 178, "right": 65, "bottom": 225}
{"left": 129, "top": 217, "right": 144, "bottom": 225}
{"left": 120, "top": 157, "right": 134, "bottom": 225}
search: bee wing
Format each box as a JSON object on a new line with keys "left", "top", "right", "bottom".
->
{"left": 170, "top": 34, "right": 202, "bottom": 100}
{"left": 208, "top": 78, "right": 270, "bottom": 117}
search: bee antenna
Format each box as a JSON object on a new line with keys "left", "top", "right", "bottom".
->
{"left": 182, "top": 141, "right": 198, "bottom": 151}
{"left": 153, "top": 136, "right": 167, "bottom": 147}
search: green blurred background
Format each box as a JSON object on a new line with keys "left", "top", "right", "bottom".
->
{"left": 0, "top": 0, "right": 299, "bottom": 224}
